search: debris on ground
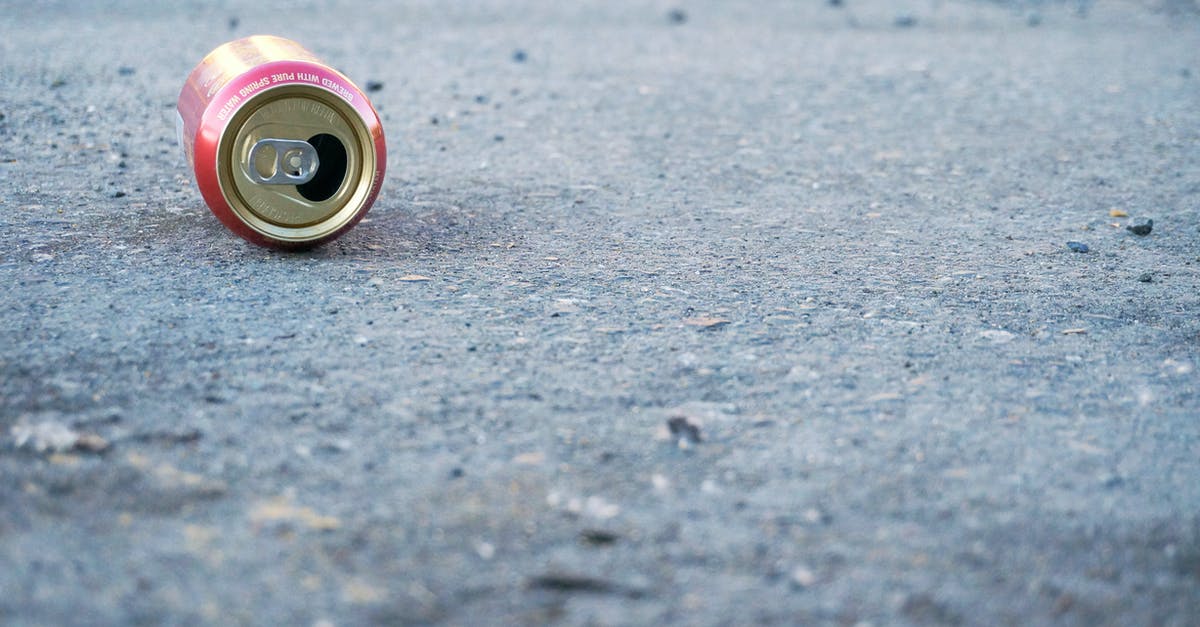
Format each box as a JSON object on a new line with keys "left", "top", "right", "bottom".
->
{"left": 1127, "top": 219, "right": 1153, "bottom": 236}
{"left": 1061, "top": 328, "right": 1088, "bottom": 335}
{"left": 365, "top": 80, "right": 384, "bottom": 93}
{"left": 1066, "top": 241, "right": 1089, "bottom": 253}
{"left": 117, "top": 66, "right": 135, "bottom": 76}
{"left": 512, "top": 49, "right": 527, "bottom": 63}
{"left": 1138, "top": 272, "right": 1154, "bottom": 283}
{"left": 665, "top": 415, "right": 703, "bottom": 448}
{"left": 894, "top": 15, "right": 918, "bottom": 28}
{"left": 11, "top": 421, "right": 109, "bottom": 453}
{"left": 1109, "top": 208, "right": 1128, "bottom": 217}
{"left": 667, "top": 8, "right": 687, "bottom": 24}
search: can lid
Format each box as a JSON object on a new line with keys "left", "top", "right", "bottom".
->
{"left": 217, "top": 84, "right": 376, "bottom": 241}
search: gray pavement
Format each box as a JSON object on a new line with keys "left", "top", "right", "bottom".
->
{"left": 2, "top": 0, "right": 1199, "bottom": 624}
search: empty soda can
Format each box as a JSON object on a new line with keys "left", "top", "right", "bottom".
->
{"left": 177, "top": 36, "right": 386, "bottom": 248}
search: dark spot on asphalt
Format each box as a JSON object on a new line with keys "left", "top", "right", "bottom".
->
{"left": 366, "top": 81, "right": 384, "bottom": 93}
{"left": 430, "top": 115, "right": 439, "bottom": 125}
{"left": 118, "top": 160, "right": 127, "bottom": 169}
{"left": 667, "top": 8, "right": 687, "bottom": 24}
{"left": 894, "top": 15, "right": 918, "bottom": 28}
{"left": 494, "top": 134, "right": 505, "bottom": 142}
{"left": 449, "top": 467, "right": 464, "bottom": 479}
{"left": 474, "top": 94, "right": 488, "bottom": 104}
{"left": 50, "top": 78, "right": 67, "bottom": 89}
{"left": 528, "top": 573, "right": 643, "bottom": 597}
{"left": 1066, "top": 241, "right": 1089, "bottom": 253}
{"left": 579, "top": 529, "right": 620, "bottom": 546}
{"left": 1027, "top": 13, "right": 1043, "bottom": 27}
{"left": 228, "top": 16, "right": 239, "bottom": 30}
{"left": 1127, "top": 219, "right": 1153, "bottom": 236}
{"left": 118, "top": 66, "right": 135, "bottom": 76}
{"left": 667, "top": 415, "right": 702, "bottom": 445}
{"left": 1182, "top": 68, "right": 1192, "bottom": 78}
{"left": 828, "top": 0, "right": 843, "bottom": 7}
{"left": 1138, "top": 272, "right": 1153, "bottom": 283}
{"left": 512, "top": 49, "right": 527, "bottom": 63}
{"left": 111, "top": 191, "right": 126, "bottom": 198}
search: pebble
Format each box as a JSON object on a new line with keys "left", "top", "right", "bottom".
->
{"left": 667, "top": 416, "right": 703, "bottom": 447}
{"left": 790, "top": 566, "right": 817, "bottom": 588}
{"left": 1126, "top": 219, "right": 1153, "bottom": 236}
{"left": 365, "top": 81, "right": 384, "bottom": 93}
{"left": 1066, "top": 241, "right": 1089, "bottom": 253}
{"left": 1138, "top": 272, "right": 1153, "bottom": 283}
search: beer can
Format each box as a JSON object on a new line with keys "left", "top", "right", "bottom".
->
{"left": 177, "top": 36, "right": 386, "bottom": 249}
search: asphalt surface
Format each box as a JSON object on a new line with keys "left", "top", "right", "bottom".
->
{"left": 2, "top": 1, "right": 1199, "bottom": 625}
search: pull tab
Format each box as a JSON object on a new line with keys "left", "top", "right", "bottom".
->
{"left": 246, "top": 139, "right": 320, "bottom": 185}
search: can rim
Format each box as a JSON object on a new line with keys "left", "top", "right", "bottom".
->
{"left": 215, "top": 83, "right": 378, "bottom": 244}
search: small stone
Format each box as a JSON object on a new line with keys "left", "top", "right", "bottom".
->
{"left": 791, "top": 566, "right": 817, "bottom": 588}
{"left": 118, "top": 66, "right": 135, "bottom": 76}
{"left": 1138, "top": 272, "right": 1153, "bottom": 283}
{"left": 667, "top": 8, "right": 687, "bottom": 24}
{"left": 475, "top": 541, "right": 496, "bottom": 560}
{"left": 74, "top": 433, "right": 110, "bottom": 453}
{"left": 1126, "top": 219, "right": 1153, "bottom": 236}
{"left": 111, "top": 191, "right": 127, "bottom": 198}
{"left": 50, "top": 78, "right": 66, "bottom": 89}
{"left": 365, "top": 80, "right": 384, "bottom": 93}
{"left": 667, "top": 416, "right": 703, "bottom": 447}
{"left": 494, "top": 134, "right": 505, "bottom": 142}
{"left": 1066, "top": 241, "right": 1089, "bottom": 253}
{"left": 512, "top": 49, "right": 528, "bottom": 63}
{"left": 894, "top": 15, "right": 917, "bottom": 28}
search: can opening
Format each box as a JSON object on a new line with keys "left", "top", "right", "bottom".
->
{"left": 297, "top": 133, "right": 347, "bottom": 202}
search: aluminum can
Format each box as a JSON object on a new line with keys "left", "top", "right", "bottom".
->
{"left": 177, "top": 36, "right": 385, "bottom": 248}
